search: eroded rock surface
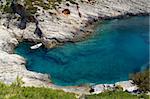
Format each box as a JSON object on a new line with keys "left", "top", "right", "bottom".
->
{"left": 0, "top": 26, "right": 50, "bottom": 86}
{"left": 0, "top": 0, "right": 149, "bottom": 94}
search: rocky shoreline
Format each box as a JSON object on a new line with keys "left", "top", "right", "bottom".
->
{"left": 0, "top": 0, "right": 149, "bottom": 94}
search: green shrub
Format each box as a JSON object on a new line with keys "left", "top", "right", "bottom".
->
{"left": 0, "top": 0, "right": 13, "bottom": 13}
{"left": 0, "top": 80, "right": 149, "bottom": 99}
{"left": 24, "top": 0, "right": 63, "bottom": 14}
{"left": 11, "top": 76, "right": 24, "bottom": 87}
{"left": 0, "top": 82, "right": 76, "bottom": 99}
{"left": 1, "top": 0, "right": 78, "bottom": 14}
{"left": 130, "top": 69, "right": 150, "bottom": 93}
{"left": 1, "top": 0, "right": 63, "bottom": 14}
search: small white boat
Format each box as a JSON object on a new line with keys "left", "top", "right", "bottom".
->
{"left": 30, "top": 43, "right": 42, "bottom": 49}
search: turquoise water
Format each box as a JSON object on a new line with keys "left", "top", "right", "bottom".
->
{"left": 15, "top": 16, "right": 149, "bottom": 86}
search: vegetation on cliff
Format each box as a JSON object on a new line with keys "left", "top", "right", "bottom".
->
{"left": 130, "top": 68, "right": 150, "bottom": 93}
{"left": 0, "top": 0, "right": 60, "bottom": 14}
{"left": 0, "top": 81, "right": 148, "bottom": 99}
{"left": 0, "top": 77, "right": 149, "bottom": 99}
{"left": 0, "top": 0, "right": 13, "bottom": 13}
{"left": 24, "top": 0, "right": 62, "bottom": 14}
{"left": 0, "top": 0, "right": 76, "bottom": 14}
{"left": 0, "top": 77, "right": 76, "bottom": 99}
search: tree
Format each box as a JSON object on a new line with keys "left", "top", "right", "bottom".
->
{"left": 130, "top": 69, "right": 150, "bottom": 93}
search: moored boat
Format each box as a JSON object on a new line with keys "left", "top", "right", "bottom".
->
{"left": 30, "top": 43, "right": 42, "bottom": 49}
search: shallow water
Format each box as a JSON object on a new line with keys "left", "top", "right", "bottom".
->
{"left": 15, "top": 16, "right": 149, "bottom": 86}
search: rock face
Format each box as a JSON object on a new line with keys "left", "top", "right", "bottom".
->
{"left": 90, "top": 80, "right": 138, "bottom": 94}
{"left": 91, "top": 84, "right": 115, "bottom": 94}
{"left": 0, "top": 26, "right": 50, "bottom": 87}
{"left": 0, "top": 0, "right": 149, "bottom": 93}
{"left": 115, "top": 80, "right": 138, "bottom": 92}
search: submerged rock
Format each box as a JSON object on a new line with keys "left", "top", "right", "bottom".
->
{"left": 42, "top": 38, "right": 59, "bottom": 48}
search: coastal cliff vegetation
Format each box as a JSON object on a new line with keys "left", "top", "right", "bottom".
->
{"left": 0, "top": 0, "right": 149, "bottom": 98}
{"left": 130, "top": 68, "right": 150, "bottom": 93}
{"left": 0, "top": 83, "right": 149, "bottom": 99}
{"left": 0, "top": 0, "right": 59, "bottom": 14}
{"left": 0, "top": 81, "right": 148, "bottom": 99}
{"left": 0, "top": 0, "right": 76, "bottom": 14}
{"left": 0, "top": 69, "right": 149, "bottom": 99}
{"left": 0, "top": 77, "right": 76, "bottom": 99}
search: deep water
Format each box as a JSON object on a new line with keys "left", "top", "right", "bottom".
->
{"left": 15, "top": 16, "right": 149, "bottom": 86}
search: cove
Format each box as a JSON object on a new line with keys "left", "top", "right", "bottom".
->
{"left": 15, "top": 16, "right": 149, "bottom": 86}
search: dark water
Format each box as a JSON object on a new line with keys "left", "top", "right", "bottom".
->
{"left": 15, "top": 16, "right": 149, "bottom": 86}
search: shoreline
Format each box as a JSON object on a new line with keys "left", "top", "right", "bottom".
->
{"left": 14, "top": 15, "right": 148, "bottom": 95}
{"left": 0, "top": 0, "right": 149, "bottom": 94}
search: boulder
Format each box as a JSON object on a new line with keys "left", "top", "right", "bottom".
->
{"left": 115, "top": 80, "right": 138, "bottom": 92}
{"left": 91, "top": 84, "right": 114, "bottom": 94}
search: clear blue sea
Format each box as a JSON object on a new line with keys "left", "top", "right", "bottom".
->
{"left": 15, "top": 16, "right": 149, "bottom": 86}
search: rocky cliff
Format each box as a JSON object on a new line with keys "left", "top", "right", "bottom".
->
{"left": 0, "top": 0, "right": 149, "bottom": 93}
